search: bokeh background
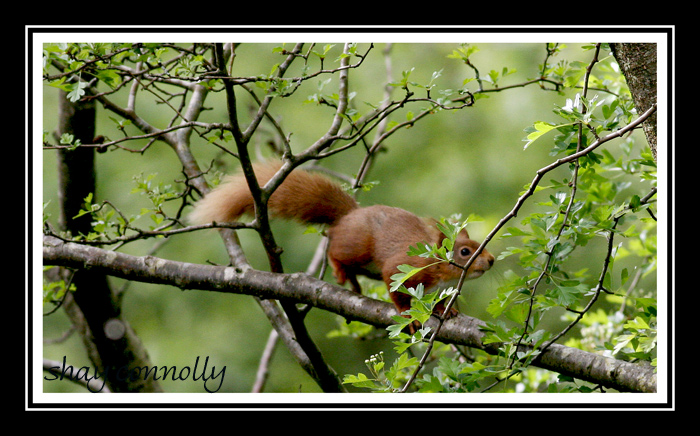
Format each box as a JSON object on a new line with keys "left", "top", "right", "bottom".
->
{"left": 41, "top": 41, "right": 654, "bottom": 393}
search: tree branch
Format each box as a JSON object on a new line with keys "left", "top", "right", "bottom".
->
{"left": 213, "top": 43, "right": 345, "bottom": 392}
{"left": 43, "top": 235, "right": 657, "bottom": 393}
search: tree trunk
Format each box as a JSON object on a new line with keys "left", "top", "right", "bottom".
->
{"left": 52, "top": 90, "right": 161, "bottom": 392}
{"left": 609, "top": 43, "right": 658, "bottom": 161}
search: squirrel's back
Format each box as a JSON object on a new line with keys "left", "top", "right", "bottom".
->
{"left": 189, "top": 161, "right": 358, "bottom": 226}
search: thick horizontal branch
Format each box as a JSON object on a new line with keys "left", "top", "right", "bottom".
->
{"left": 43, "top": 236, "right": 657, "bottom": 393}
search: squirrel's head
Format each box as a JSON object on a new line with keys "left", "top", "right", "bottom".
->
{"left": 453, "top": 230, "right": 495, "bottom": 279}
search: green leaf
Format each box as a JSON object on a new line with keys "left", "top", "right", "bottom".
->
{"left": 392, "top": 352, "right": 419, "bottom": 371}
{"left": 66, "top": 80, "right": 88, "bottom": 102}
{"left": 612, "top": 333, "right": 636, "bottom": 355}
{"left": 523, "top": 121, "right": 556, "bottom": 149}
{"left": 502, "top": 226, "right": 531, "bottom": 237}
{"left": 523, "top": 121, "right": 575, "bottom": 149}
{"left": 94, "top": 69, "right": 122, "bottom": 89}
{"left": 46, "top": 76, "right": 73, "bottom": 92}
{"left": 417, "top": 374, "right": 446, "bottom": 393}
{"left": 624, "top": 316, "right": 650, "bottom": 330}
{"left": 342, "top": 373, "right": 378, "bottom": 389}
{"left": 389, "top": 262, "right": 440, "bottom": 292}
{"left": 387, "top": 316, "right": 412, "bottom": 338}
{"left": 550, "top": 283, "right": 586, "bottom": 306}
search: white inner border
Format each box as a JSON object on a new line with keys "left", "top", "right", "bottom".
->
{"left": 27, "top": 26, "right": 673, "bottom": 410}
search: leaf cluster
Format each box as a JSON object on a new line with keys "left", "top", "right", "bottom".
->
{"left": 344, "top": 217, "right": 495, "bottom": 392}
{"left": 343, "top": 43, "right": 658, "bottom": 394}
{"left": 42, "top": 266, "right": 75, "bottom": 304}
{"left": 46, "top": 174, "right": 184, "bottom": 245}
{"left": 388, "top": 215, "right": 472, "bottom": 292}
{"left": 487, "top": 45, "right": 658, "bottom": 387}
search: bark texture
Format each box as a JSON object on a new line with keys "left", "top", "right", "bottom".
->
{"left": 610, "top": 43, "right": 658, "bottom": 161}
{"left": 50, "top": 91, "right": 161, "bottom": 393}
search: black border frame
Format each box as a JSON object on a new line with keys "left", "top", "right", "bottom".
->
{"left": 26, "top": 25, "right": 674, "bottom": 411}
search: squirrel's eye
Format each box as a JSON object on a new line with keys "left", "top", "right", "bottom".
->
{"left": 460, "top": 247, "right": 471, "bottom": 257}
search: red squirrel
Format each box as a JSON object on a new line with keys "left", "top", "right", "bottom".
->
{"left": 189, "top": 160, "right": 494, "bottom": 320}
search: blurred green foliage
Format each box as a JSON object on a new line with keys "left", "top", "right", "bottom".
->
{"left": 41, "top": 41, "right": 655, "bottom": 393}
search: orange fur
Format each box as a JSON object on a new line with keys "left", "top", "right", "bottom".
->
{"left": 190, "top": 161, "right": 494, "bottom": 319}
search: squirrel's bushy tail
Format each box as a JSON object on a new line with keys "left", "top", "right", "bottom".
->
{"left": 189, "top": 160, "right": 358, "bottom": 226}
